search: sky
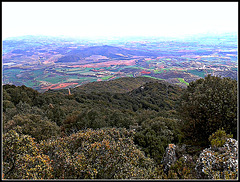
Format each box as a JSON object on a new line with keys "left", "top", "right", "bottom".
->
{"left": 2, "top": 2, "right": 238, "bottom": 40}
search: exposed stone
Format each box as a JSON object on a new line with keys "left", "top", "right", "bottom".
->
{"left": 162, "top": 144, "right": 177, "bottom": 173}
{"left": 195, "top": 138, "right": 238, "bottom": 179}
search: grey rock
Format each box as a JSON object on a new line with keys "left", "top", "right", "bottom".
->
{"left": 195, "top": 138, "right": 238, "bottom": 179}
{"left": 162, "top": 144, "right": 177, "bottom": 173}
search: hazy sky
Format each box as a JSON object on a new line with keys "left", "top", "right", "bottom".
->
{"left": 2, "top": 2, "right": 238, "bottom": 40}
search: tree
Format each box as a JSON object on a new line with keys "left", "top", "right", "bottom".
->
{"left": 3, "top": 89, "right": 15, "bottom": 112}
{"left": 3, "top": 130, "right": 53, "bottom": 179}
{"left": 134, "top": 116, "right": 180, "bottom": 164}
{"left": 178, "top": 75, "right": 237, "bottom": 146}
{"left": 62, "top": 107, "right": 135, "bottom": 135}
{"left": 40, "top": 128, "right": 159, "bottom": 179}
{"left": 208, "top": 128, "right": 233, "bottom": 149}
{"left": 3, "top": 85, "right": 39, "bottom": 106}
{"left": 4, "top": 114, "right": 60, "bottom": 141}
{"left": 195, "top": 129, "right": 238, "bottom": 179}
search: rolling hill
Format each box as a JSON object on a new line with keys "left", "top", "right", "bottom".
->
{"left": 56, "top": 45, "right": 158, "bottom": 62}
{"left": 55, "top": 76, "right": 163, "bottom": 94}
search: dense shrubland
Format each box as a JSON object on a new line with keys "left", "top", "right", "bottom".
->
{"left": 178, "top": 75, "right": 237, "bottom": 146}
{"left": 2, "top": 76, "right": 237, "bottom": 179}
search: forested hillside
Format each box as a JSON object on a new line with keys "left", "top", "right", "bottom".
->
{"left": 58, "top": 76, "right": 163, "bottom": 94}
{"left": 2, "top": 76, "right": 238, "bottom": 179}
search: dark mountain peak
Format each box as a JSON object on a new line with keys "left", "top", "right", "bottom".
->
{"left": 57, "top": 44, "right": 157, "bottom": 63}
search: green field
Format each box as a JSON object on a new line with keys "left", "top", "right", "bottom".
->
{"left": 3, "top": 68, "right": 23, "bottom": 76}
{"left": 32, "top": 69, "right": 45, "bottom": 77}
{"left": 3, "top": 68, "right": 25, "bottom": 83}
{"left": 142, "top": 75, "right": 164, "bottom": 80}
{"left": 177, "top": 78, "right": 189, "bottom": 86}
{"left": 127, "top": 74, "right": 133, "bottom": 77}
{"left": 101, "top": 75, "right": 114, "bottom": 80}
{"left": 24, "top": 80, "right": 38, "bottom": 87}
{"left": 187, "top": 69, "right": 205, "bottom": 78}
{"left": 41, "top": 75, "right": 65, "bottom": 84}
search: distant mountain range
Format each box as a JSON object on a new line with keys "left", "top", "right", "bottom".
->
{"left": 56, "top": 45, "right": 158, "bottom": 62}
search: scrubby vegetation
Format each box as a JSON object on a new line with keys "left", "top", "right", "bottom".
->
{"left": 2, "top": 76, "right": 238, "bottom": 179}
{"left": 178, "top": 75, "right": 237, "bottom": 146}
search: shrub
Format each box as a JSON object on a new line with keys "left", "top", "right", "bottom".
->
{"left": 178, "top": 75, "right": 237, "bottom": 146}
{"left": 134, "top": 116, "right": 179, "bottom": 164}
{"left": 208, "top": 128, "right": 233, "bottom": 149}
{"left": 40, "top": 128, "right": 160, "bottom": 179}
{"left": 195, "top": 130, "right": 238, "bottom": 179}
{"left": 3, "top": 130, "right": 53, "bottom": 179}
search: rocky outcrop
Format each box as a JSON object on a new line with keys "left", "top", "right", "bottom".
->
{"left": 161, "top": 144, "right": 177, "bottom": 173}
{"left": 195, "top": 138, "right": 238, "bottom": 179}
